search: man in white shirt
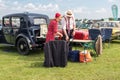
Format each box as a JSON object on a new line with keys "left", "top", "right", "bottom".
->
{"left": 62, "top": 10, "right": 76, "bottom": 41}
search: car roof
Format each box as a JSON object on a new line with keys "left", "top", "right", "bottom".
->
{"left": 2, "top": 12, "right": 49, "bottom": 24}
{"left": 3, "top": 12, "right": 49, "bottom": 18}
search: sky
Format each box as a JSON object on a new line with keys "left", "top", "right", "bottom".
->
{"left": 0, "top": 0, "right": 119, "bottom": 19}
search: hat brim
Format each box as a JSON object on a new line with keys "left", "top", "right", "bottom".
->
{"left": 66, "top": 14, "right": 72, "bottom": 17}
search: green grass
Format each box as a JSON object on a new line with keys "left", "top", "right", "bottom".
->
{"left": 0, "top": 40, "right": 120, "bottom": 80}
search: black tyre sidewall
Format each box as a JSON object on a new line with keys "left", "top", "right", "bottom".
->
{"left": 17, "top": 38, "right": 29, "bottom": 55}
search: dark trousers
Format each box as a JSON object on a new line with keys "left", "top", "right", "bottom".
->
{"left": 62, "top": 29, "right": 73, "bottom": 40}
{"left": 62, "top": 29, "right": 74, "bottom": 51}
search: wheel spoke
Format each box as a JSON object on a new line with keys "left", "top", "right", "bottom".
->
{"left": 17, "top": 38, "right": 29, "bottom": 55}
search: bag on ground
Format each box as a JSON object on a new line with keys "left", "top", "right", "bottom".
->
{"left": 79, "top": 50, "right": 92, "bottom": 63}
{"left": 68, "top": 50, "right": 80, "bottom": 62}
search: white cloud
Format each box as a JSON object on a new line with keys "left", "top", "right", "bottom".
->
{"left": 73, "top": 7, "right": 93, "bottom": 19}
{"left": 38, "top": 3, "right": 59, "bottom": 12}
{"left": 73, "top": 7, "right": 90, "bottom": 14}
{"left": 74, "top": 8, "right": 83, "bottom": 13}
{"left": 95, "top": 8, "right": 107, "bottom": 13}
{"left": 24, "top": 3, "right": 37, "bottom": 11}
{"left": 13, "top": 1, "right": 19, "bottom": 5}
{"left": 0, "top": 0, "right": 7, "bottom": 9}
{"left": 108, "top": 0, "right": 116, "bottom": 3}
{"left": 0, "top": 1, "right": 60, "bottom": 18}
{"left": 11, "top": 3, "right": 59, "bottom": 13}
{"left": 94, "top": 8, "right": 113, "bottom": 19}
{"left": 73, "top": 7, "right": 112, "bottom": 19}
{"left": 0, "top": 3, "right": 6, "bottom": 9}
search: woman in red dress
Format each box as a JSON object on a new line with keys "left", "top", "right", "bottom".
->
{"left": 46, "top": 13, "right": 63, "bottom": 43}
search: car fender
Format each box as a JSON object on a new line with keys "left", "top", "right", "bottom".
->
{"left": 15, "top": 34, "right": 32, "bottom": 50}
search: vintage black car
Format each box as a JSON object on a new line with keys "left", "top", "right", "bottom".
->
{"left": 0, "top": 13, "right": 49, "bottom": 55}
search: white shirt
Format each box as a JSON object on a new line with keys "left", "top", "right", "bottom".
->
{"left": 62, "top": 16, "right": 75, "bottom": 30}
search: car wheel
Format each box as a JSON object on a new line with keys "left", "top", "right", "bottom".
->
{"left": 17, "top": 38, "right": 29, "bottom": 55}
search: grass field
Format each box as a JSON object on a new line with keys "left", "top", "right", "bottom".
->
{"left": 0, "top": 40, "right": 120, "bottom": 80}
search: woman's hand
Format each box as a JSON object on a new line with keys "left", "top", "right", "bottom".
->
{"left": 56, "top": 32, "right": 63, "bottom": 39}
{"left": 59, "top": 33, "right": 63, "bottom": 37}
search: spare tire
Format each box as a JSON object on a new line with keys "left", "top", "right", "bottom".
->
{"left": 95, "top": 35, "right": 102, "bottom": 55}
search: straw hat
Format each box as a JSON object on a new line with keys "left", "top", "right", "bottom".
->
{"left": 65, "top": 10, "right": 73, "bottom": 17}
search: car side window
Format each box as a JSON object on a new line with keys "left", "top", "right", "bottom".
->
{"left": 33, "top": 18, "right": 48, "bottom": 38}
{"left": 3, "top": 17, "right": 10, "bottom": 27}
{"left": 34, "top": 18, "right": 47, "bottom": 25}
{"left": 11, "top": 17, "right": 20, "bottom": 28}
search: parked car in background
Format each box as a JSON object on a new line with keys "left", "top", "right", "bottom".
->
{"left": 76, "top": 19, "right": 93, "bottom": 29}
{"left": 0, "top": 13, "right": 49, "bottom": 55}
{"left": 91, "top": 21, "right": 120, "bottom": 39}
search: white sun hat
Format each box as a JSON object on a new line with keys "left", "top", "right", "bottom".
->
{"left": 65, "top": 10, "right": 73, "bottom": 17}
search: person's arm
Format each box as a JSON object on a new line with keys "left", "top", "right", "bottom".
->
{"left": 53, "top": 21, "right": 63, "bottom": 37}
{"left": 56, "top": 32, "right": 63, "bottom": 37}
{"left": 62, "top": 17, "right": 69, "bottom": 41}
{"left": 63, "top": 29, "right": 69, "bottom": 41}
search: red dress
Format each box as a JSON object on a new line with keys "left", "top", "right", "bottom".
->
{"left": 46, "top": 19, "right": 58, "bottom": 43}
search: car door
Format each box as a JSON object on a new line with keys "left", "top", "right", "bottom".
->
{"left": 11, "top": 16, "right": 21, "bottom": 44}
{"left": 2, "top": 17, "right": 11, "bottom": 43}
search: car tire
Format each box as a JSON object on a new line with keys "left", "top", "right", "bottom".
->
{"left": 17, "top": 38, "right": 30, "bottom": 55}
